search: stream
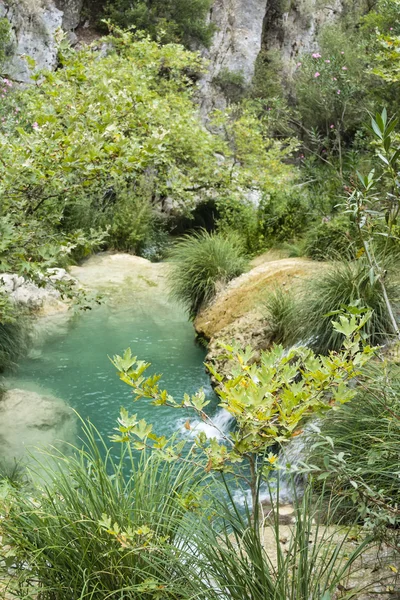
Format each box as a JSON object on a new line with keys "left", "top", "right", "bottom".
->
{"left": 1, "top": 254, "right": 225, "bottom": 471}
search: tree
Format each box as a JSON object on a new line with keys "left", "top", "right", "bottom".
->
{"left": 112, "top": 312, "right": 374, "bottom": 507}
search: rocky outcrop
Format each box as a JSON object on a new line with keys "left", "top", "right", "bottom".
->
{"left": 0, "top": 0, "right": 83, "bottom": 83}
{"left": 262, "top": 0, "right": 344, "bottom": 76}
{"left": 195, "top": 255, "right": 322, "bottom": 380}
{"left": 54, "top": 0, "right": 83, "bottom": 31}
{"left": 0, "top": 268, "right": 73, "bottom": 314}
{"left": 199, "top": 0, "right": 350, "bottom": 113}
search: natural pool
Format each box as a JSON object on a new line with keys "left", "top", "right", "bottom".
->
{"left": 2, "top": 254, "right": 219, "bottom": 468}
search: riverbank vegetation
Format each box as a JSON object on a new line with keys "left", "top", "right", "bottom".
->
{"left": 1, "top": 0, "right": 400, "bottom": 595}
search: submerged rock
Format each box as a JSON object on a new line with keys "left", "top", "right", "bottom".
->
{"left": 0, "top": 387, "right": 76, "bottom": 470}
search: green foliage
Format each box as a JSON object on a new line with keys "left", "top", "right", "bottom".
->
{"left": 294, "top": 25, "right": 370, "bottom": 139}
{"left": 106, "top": 184, "right": 156, "bottom": 254}
{"left": 216, "top": 196, "right": 263, "bottom": 255}
{"left": 112, "top": 313, "right": 374, "bottom": 504}
{"left": 167, "top": 230, "right": 248, "bottom": 318}
{"left": 257, "top": 190, "right": 309, "bottom": 243}
{"left": 0, "top": 423, "right": 210, "bottom": 599}
{"left": 0, "top": 18, "right": 11, "bottom": 72}
{"left": 103, "top": 0, "right": 215, "bottom": 47}
{"left": 212, "top": 68, "right": 248, "bottom": 104}
{"left": 306, "top": 363, "right": 400, "bottom": 541}
{"left": 216, "top": 188, "right": 309, "bottom": 255}
{"left": 304, "top": 216, "right": 357, "bottom": 261}
{"left": 297, "top": 258, "right": 400, "bottom": 353}
{"left": 252, "top": 49, "right": 284, "bottom": 101}
{"left": 0, "top": 299, "right": 30, "bottom": 372}
{"left": 263, "top": 287, "right": 297, "bottom": 346}
{"left": 294, "top": 24, "right": 374, "bottom": 162}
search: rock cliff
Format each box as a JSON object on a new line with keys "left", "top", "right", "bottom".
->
{"left": 0, "top": 0, "right": 347, "bottom": 91}
{"left": 0, "top": 0, "right": 82, "bottom": 83}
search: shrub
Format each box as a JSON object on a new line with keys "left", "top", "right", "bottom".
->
{"left": 167, "top": 230, "right": 247, "bottom": 317}
{"left": 103, "top": 0, "right": 215, "bottom": 47}
{"left": 0, "top": 18, "right": 11, "bottom": 71}
{"left": 0, "top": 423, "right": 210, "bottom": 600}
{"left": 0, "top": 294, "right": 30, "bottom": 372}
{"left": 216, "top": 195, "right": 263, "bottom": 255}
{"left": 258, "top": 190, "right": 309, "bottom": 244}
{"left": 304, "top": 216, "right": 357, "bottom": 261}
{"left": 212, "top": 68, "right": 248, "bottom": 104}
{"left": 108, "top": 185, "right": 155, "bottom": 254}
{"left": 294, "top": 23, "right": 371, "bottom": 139}
{"left": 296, "top": 256, "right": 400, "bottom": 353}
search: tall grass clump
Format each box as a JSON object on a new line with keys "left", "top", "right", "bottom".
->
{"left": 168, "top": 229, "right": 247, "bottom": 318}
{"left": 306, "top": 364, "right": 400, "bottom": 539}
{"left": 0, "top": 423, "right": 212, "bottom": 600}
{"left": 0, "top": 321, "right": 30, "bottom": 372}
{"left": 296, "top": 256, "right": 400, "bottom": 353}
{"left": 190, "top": 478, "right": 372, "bottom": 600}
{"left": 264, "top": 287, "right": 297, "bottom": 346}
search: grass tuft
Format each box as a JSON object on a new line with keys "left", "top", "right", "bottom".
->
{"left": 296, "top": 256, "right": 400, "bottom": 353}
{"left": 0, "top": 422, "right": 212, "bottom": 600}
{"left": 167, "top": 229, "right": 247, "bottom": 318}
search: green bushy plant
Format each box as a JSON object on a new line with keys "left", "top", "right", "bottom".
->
{"left": 294, "top": 24, "right": 370, "bottom": 140}
{"left": 167, "top": 230, "right": 247, "bottom": 318}
{"left": 296, "top": 256, "right": 400, "bottom": 353}
{"left": 191, "top": 479, "right": 372, "bottom": 600}
{"left": 0, "top": 423, "right": 210, "bottom": 599}
{"left": 113, "top": 312, "right": 374, "bottom": 507}
{"left": 212, "top": 68, "right": 248, "bottom": 104}
{"left": 103, "top": 0, "right": 215, "bottom": 47}
{"left": 107, "top": 185, "right": 155, "bottom": 254}
{"left": 257, "top": 190, "right": 309, "bottom": 243}
{"left": 0, "top": 18, "right": 11, "bottom": 72}
{"left": 216, "top": 196, "right": 263, "bottom": 255}
{"left": 0, "top": 293, "right": 30, "bottom": 372}
{"left": 304, "top": 216, "right": 357, "bottom": 261}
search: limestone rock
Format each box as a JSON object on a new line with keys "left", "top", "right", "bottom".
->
{"left": 54, "top": 0, "right": 83, "bottom": 31}
{"left": 263, "top": 0, "right": 344, "bottom": 76}
{"left": 199, "top": 0, "right": 267, "bottom": 115}
{"left": 195, "top": 256, "right": 323, "bottom": 380}
{"left": 0, "top": 1, "right": 63, "bottom": 83}
{"left": 0, "top": 269, "right": 73, "bottom": 312}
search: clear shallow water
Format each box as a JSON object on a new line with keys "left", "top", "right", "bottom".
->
{"left": 6, "top": 298, "right": 218, "bottom": 461}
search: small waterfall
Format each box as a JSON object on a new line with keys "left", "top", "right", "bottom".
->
{"left": 181, "top": 409, "right": 234, "bottom": 440}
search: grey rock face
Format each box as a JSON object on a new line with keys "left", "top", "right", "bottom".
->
{"left": 54, "top": 0, "right": 83, "bottom": 31}
{"left": 0, "top": 269, "right": 73, "bottom": 310}
{"left": 0, "top": 0, "right": 63, "bottom": 83}
{"left": 199, "top": 0, "right": 344, "bottom": 115}
{"left": 263, "top": 0, "right": 344, "bottom": 75}
{"left": 199, "top": 0, "right": 267, "bottom": 115}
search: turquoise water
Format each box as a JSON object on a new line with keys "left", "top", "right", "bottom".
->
{"left": 7, "top": 297, "right": 217, "bottom": 460}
